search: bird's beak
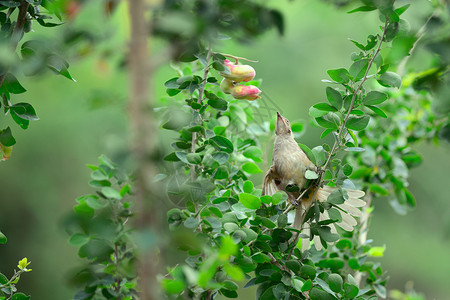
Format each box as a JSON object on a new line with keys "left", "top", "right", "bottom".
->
{"left": 277, "top": 112, "right": 282, "bottom": 120}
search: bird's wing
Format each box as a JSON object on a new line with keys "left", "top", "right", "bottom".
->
{"left": 315, "top": 185, "right": 366, "bottom": 231}
{"left": 262, "top": 165, "right": 279, "bottom": 196}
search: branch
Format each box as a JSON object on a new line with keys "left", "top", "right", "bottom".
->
{"left": 0, "top": 1, "right": 30, "bottom": 90}
{"left": 127, "top": 0, "right": 160, "bottom": 299}
{"left": 354, "top": 192, "right": 373, "bottom": 286}
{"left": 190, "top": 45, "right": 213, "bottom": 220}
{"left": 288, "top": 19, "right": 389, "bottom": 258}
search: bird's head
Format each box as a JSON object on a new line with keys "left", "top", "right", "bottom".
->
{"left": 275, "top": 112, "right": 292, "bottom": 136}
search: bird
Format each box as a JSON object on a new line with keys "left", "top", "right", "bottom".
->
{"left": 262, "top": 112, "right": 365, "bottom": 250}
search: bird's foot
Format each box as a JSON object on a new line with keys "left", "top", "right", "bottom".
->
{"left": 291, "top": 198, "right": 300, "bottom": 206}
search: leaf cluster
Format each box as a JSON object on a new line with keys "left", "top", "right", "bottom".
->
{"left": 65, "top": 155, "right": 136, "bottom": 300}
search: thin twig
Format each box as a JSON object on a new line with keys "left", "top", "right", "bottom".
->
{"left": 215, "top": 52, "right": 259, "bottom": 63}
{"left": 287, "top": 19, "right": 389, "bottom": 259}
{"left": 397, "top": 8, "right": 440, "bottom": 76}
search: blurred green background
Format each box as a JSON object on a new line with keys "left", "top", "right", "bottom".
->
{"left": 1, "top": 0, "right": 449, "bottom": 299}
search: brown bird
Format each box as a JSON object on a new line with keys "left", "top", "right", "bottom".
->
{"left": 262, "top": 112, "right": 365, "bottom": 250}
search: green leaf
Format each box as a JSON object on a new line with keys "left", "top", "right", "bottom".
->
{"left": 242, "top": 228, "right": 258, "bottom": 243}
{"left": 212, "top": 152, "right": 229, "bottom": 165}
{"left": 327, "top": 68, "right": 350, "bottom": 83}
{"left": 11, "top": 293, "right": 31, "bottom": 300}
{"left": 374, "top": 284, "right": 387, "bottom": 298}
{"left": 214, "top": 165, "right": 229, "bottom": 179}
{"left": 166, "top": 88, "right": 181, "bottom": 96}
{"left": 86, "top": 196, "right": 106, "bottom": 209}
{"left": 164, "top": 77, "right": 179, "bottom": 88}
{"left": 320, "top": 129, "right": 333, "bottom": 139}
{"left": 327, "top": 274, "right": 343, "bottom": 293}
{"left": 309, "top": 287, "right": 331, "bottom": 300}
{"left": 328, "top": 189, "right": 345, "bottom": 204}
{"left": 384, "top": 22, "right": 399, "bottom": 42}
{"left": 102, "top": 187, "right": 122, "bottom": 199}
{"left": 349, "top": 59, "right": 369, "bottom": 81}
{"left": 11, "top": 110, "right": 29, "bottom": 129}
{"left": 223, "top": 280, "right": 239, "bottom": 291}
{"left": 368, "top": 245, "right": 386, "bottom": 257}
{"left": 223, "top": 263, "right": 244, "bottom": 281}
{"left": 292, "top": 278, "right": 304, "bottom": 292}
{"left": 212, "top": 61, "right": 226, "bottom": 71}
{"left": 309, "top": 106, "right": 329, "bottom": 118}
{"left": 299, "top": 265, "right": 316, "bottom": 280}
{"left": 208, "top": 98, "right": 228, "bottom": 111}
{"left": 164, "top": 152, "right": 180, "bottom": 162}
{"left": 243, "top": 180, "right": 254, "bottom": 193}
{"left": 369, "top": 184, "right": 388, "bottom": 196}
{"left": 47, "top": 55, "right": 76, "bottom": 81}
{"left": 347, "top": 5, "right": 376, "bottom": 14}
{"left": 378, "top": 71, "right": 402, "bottom": 88}
{"left": 344, "top": 283, "right": 359, "bottom": 298}
{"left": 301, "top": 279, "right": 313, "bottom": 292}
{"left": 350, "top": 39, "right": 366, "bottom": 51}
{"left": 0, "top": 272, "right": 7, "bottom": 284}
{"left": 366, "top": 105, "right": 387, "bottom": 118}
{"left": 404, "top": 188, "right": 415, "bottom": 207}
{"left": 11, "top": 103, "right": 39, "bottom": 120}
{"left": 239, "top": 193, "right": 261, "bottom": 210}
{"left": 364, "top": 91, "right": 388, "bottom": 105}
{"left": 271, "top": 191, "right": 287, "bottom": 205}
{"left": 313, "top": 103, "right": 338, "bottom": 113}
{"left": 0, "top": 231, "right": 7, "bottom": 244}
{"left": 210, "top": 136, "right": 234, "bottom": 153}
{"left": 186, "top": 153, "right": 202, "bottom": 164}
{"left": 213, "top": 126, "right": 226, "bottom": 136}
{"left": 0, "top": 1, "right": 21, "bottom": 7}
{"left": 184, "top": 217, "right": 199, "bottom": 229}
{"left": 243, "top": 146, "right": 263, "bottom": 163}
{"left": 346, "top": 115, "right": 370, "bottom": 131}
{"left": 326, "top": 87, "right": 343, "bottom": 109}
{"left": 242, "top": 162, "right": 262, "bottom": 174}
{"left": 260, "top": 286, "right": 275, "bottom": 300}
{"left": 343, "top": 164, "right": 353, "bottom": 176}
{"left": 0, "top": 127, "right": 16, "bottom": 146}
{"left": 286, "top": 260, "right": 301, "bottom": 273}
{"left": 395, "top": 4, "right": 410, "bottom": 16}
{"left": 305, "top": 170, "right": 318, "bottom": 179}
{"left": 317, "top": 226, "right": 339, "bottom": 242}
{"left": 69, "top": 233, "right": 90, "bottom": 247}
{"left": 315, "top": 116, "right": 338, "bottom": 130}
{"left": 74, "top": 201, "right": 94, "bottom": 218}
{"left": 336, "top": 239, "right": 352, "bottom": 250}
{"left": 348, "top": 258, "right": 360, "bottom": 270}
{"left": 0, "top": 74, "right": 26, "bottom": 94}
{"left": 277, "top": 214, "right": 288, "bottom": 228}
{"left": 162, "top": 278, "right": 185, "bottom": 295}
{"left": 224, "top": 223, "right": 239, "bottom": 233}
{"left": 299, "top": 144, "right": 316, "bottom": 165}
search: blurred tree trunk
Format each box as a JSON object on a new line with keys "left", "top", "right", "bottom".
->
{"left": 127, "top": 1, "right": 159, "bottom": 299}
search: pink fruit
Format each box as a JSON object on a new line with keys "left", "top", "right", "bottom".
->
{"left": 220, "top": 59, "right": 256, "bottom": 82}
{"left": 231, "top": 85, "right": 261, "bottom": 101}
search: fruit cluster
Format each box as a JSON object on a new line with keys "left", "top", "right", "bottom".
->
{"left": 219, "top": 59, "right": 261, "bottom": 101}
